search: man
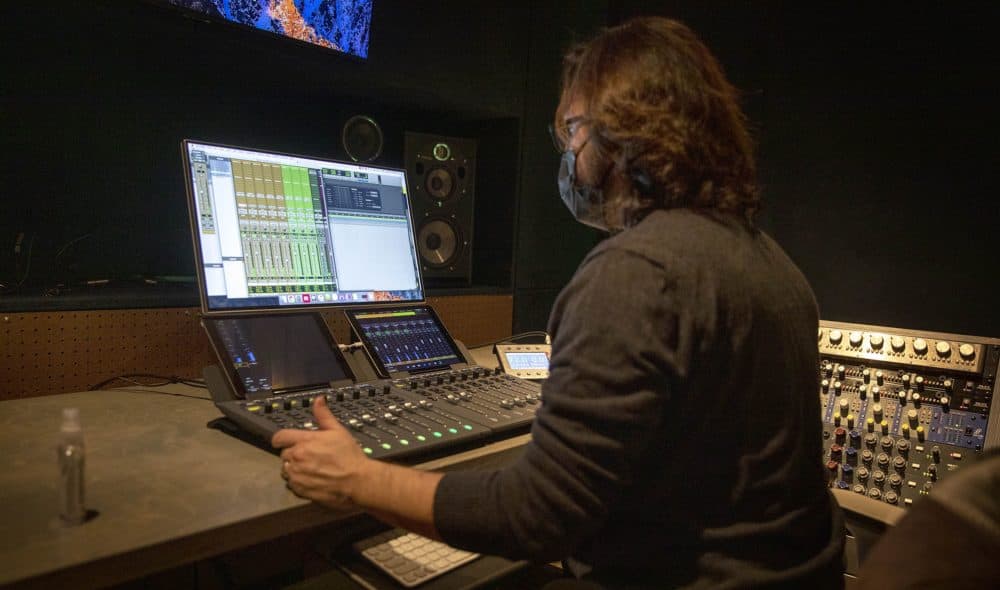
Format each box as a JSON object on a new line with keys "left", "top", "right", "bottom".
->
{"left": 274, "top": 17, "right": 844, "bottom": 588}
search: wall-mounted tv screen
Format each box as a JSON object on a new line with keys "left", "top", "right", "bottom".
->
{"left": 166, "top": 0, "right": 373, "bottom": 59}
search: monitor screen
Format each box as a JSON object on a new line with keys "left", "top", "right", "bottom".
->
{"left": 203, "top": 314, "right": 353, "bottom": 397}
{"left": 503, "top": 351, "right": 550, "bottom": 371}
{"left": 347, "top": 306, "right": 464, "bottom": 376}
{"left": 163, "top": 0, "right": 373, "bottom": 59}
{"left": 183, "top": 140, "right": 424, "bottom": 314}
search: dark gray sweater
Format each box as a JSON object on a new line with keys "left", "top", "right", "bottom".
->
{"left": 434, "top": 209, "right": 844, "bottom": 588}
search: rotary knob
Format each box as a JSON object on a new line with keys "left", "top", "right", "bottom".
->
{"left": 896, "top": 439, "right": 910, "bottom": 454}
{"left": 823, "top": 361, "right": 833, "bottom": 375}
{"left": 862, "top": 369, "right": 871, "bottom": 383}
{"left": 835, "top": 426, "right": 848, "bottom": 442}
{"left": 875, "top": 371, "right": 884, "bottom": 385}
{"left": 839, "top": 399, "right": 850, "bottom": 416}
{"left": 837, "top": 364, "right": 846, "bottom": 378}
{"left": 870, "top": 334, "right": 884, "bottom": 350}
{"left": 821, "top": 378, "right": 830, "bottom": 392}
{"left": 849, "top": 331, "right": 863, "bottom": 347}
{"left": 959, "top": 343, "right": 975, "bottom": 360}
{"left": 935, "top": 341, "right": 951, "bottom": 358}
{"left": 877, "top": 453, "right": 890, "bottom": 469}
{"left": 865, "top": 434, "right": 878, "bottom": 449}
{"left": 907, "top": 409, "right": 919, "bottom": 425}
{"left": 884, "top": 491, "right": 899, "bottom": 505}
{"left": 861, "top": 450, "right": 874, "bottom": 465}
{"left": 857, "top": 466, "right": 870, "bottom": 481}
{"left": 888, "top": 473, "right": 903, "bottom": 488}
{"left": 928, "top": 464, "right": 938, "bottom": 481}
{"left": 880, "top": 436, "right": 894, "bottom": 451}
{"left": 871, "top": 386, "right": 881, "bottom": 401}
{"left": 859, "top": 384, "right": 868, "bottom": 399}
{"left": 891, "top": 336, "right": 906, "bottom": 352}
{"left": 873, "top": 469, "right": 886, "bottom": 484}
{"left": 915, "top": 376, "right": 925, "bottom": 390}
{"left": 913, "top": 338, "right": 928, "bottom": 355}
{"left": 834, "top": 381, "right": 843, "bottom": 395}
{"left": 829, "top": 330, "right": 843, "bottom": 345}
{"left": 853, "top": 484, "right": 867, "bottom": 494}
{"left": 868, "top": 488, "right": 882, "bottom": 500}
{"left": 872, "top": 404, "right": 883, "bottom": 420}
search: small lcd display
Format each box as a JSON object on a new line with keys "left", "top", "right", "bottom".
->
{"left": 348, "top": 306, "right": 462, "bottom": 376}
{"left": 204, "top": 314, "right": 352, "bottom": 397}
{"left": 504, "top": 352, "right": 550, "bottom": 371}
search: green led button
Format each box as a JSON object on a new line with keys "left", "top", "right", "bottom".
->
{"left": 448, "top": 428, "right": 458, "bottom": 434}
{"left": 417, "top": 435, "right": 426, "bottom": 441}
{"left": 381, "top": 443, "right": 392, "bottom": 450}
{"left": 463, "top": 424, "right": 473, "bottom": 430}
{"left": 433, "top": 431, "right": 443, "bottom": 438}
{"left": 363, "top": 447, "right": 373, "bottom": 455}
{"left": 400, "top": 439, "right": 409, "bottom": 446}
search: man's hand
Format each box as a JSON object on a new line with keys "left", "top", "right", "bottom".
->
{"left": 271, "top": 396, "right": 372, "bottom": 510}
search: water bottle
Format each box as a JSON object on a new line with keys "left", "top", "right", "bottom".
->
{"left": 58, "top": 408, "right": 86, "bottom": 524}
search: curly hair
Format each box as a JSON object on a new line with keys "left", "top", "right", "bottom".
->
{"left": 555, "top": 17, "right": 760, "bottom": 227}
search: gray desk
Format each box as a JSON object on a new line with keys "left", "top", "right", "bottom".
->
{"left": 0, "top": 383, "right": 529, "bottom": 589}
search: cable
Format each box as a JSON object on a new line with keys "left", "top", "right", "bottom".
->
{"left": 105, "top": 387, "right": 212, "bottom": 401}
{"left": 88, "top": 373, "right": 207, "bottom": 391}
{"left": 472, "top": 330, "right": 551, "bottom": 349}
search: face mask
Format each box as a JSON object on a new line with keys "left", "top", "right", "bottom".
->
{"left": 557, "top": 145, "right": 608, "bottom": 232}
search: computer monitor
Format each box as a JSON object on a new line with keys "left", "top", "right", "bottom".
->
{"left": 182, "top": 140, "right": 425, "bottom": 315}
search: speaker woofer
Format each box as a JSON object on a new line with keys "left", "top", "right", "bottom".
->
{"left": 417, "top": 219, "right": 462, "bottom": 267}
{"left": 341, "top": 115, "right": 383, "bottom": 162}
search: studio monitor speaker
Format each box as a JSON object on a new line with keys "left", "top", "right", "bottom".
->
{"left": 404, "top": 132, "right": 476, "bottom": 283}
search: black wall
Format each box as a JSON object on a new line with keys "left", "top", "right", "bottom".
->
{"left": 3, "top": 1, "right": 997, "bottom": 339}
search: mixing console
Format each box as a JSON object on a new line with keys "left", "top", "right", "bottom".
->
{"left": 212, "top": 366, "right": 540, "bottom": 461}
{"left": 818, "top": 320, "right": 999, "bottom": 508}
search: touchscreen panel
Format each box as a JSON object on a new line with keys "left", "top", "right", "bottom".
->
{"left": 204, "top": 314, "right": 353, "bottom": 397}
{"left": 504, "top": 351, "right": 550, "bottom": 371}
{"left": 348, "top": 306, "right": 463, "bottom": 376}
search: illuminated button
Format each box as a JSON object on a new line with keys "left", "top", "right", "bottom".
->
{"left": 363, "top": 447, "right": 373, "bottom": 455}
{"left": 958, "top": 343, "right": 975, "bottom": 360}
{"left": 949, "top": 452, "right": 963, "bottom": 460}
{"left": 849, "top": 332, "right": 863, "bottom": 347}
{"left": 913, "top": 338, "right": 928, "bottom": 355}
{"left": 935, "top": 341, "right": 951, "bottom": 358}
{"left": 890, "top": 336, "right": 906, "bottom": 352}
{"left": 416, "top": 435, "right": 427, "bottom": 442}
{"left": 381, "top": 443, "right": 392, "bottom": 450}
{"left": 433, "top": 431, "right": 442, "bottom": 438}
{"left": 347, "top": 418, "right": 363, "bottom": 430}
{"left": 463, "top": 424, "right": 473, "bottom": 430}
{"left": 247, "top": 405, "right": 262, "bottom": 413}
{"left": 399, "top": 439, "right": 409, "bottom": 446}
{"left": 829, "top": 330, "right": 843, "bottom": 345}
{"left": 870, "top": 334, "right": 884, "bottom": 350}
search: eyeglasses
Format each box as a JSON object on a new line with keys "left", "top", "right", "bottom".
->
{"left": 548, "top": 115, "right": 586, "bottom": 153}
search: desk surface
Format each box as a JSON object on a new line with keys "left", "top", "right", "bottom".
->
{"left": 0, "top": 349, "right": 529, "bottom": 590}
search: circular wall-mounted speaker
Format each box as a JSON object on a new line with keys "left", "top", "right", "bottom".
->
{"left": 341, "top": 115, "right": 383, "bottom": 162}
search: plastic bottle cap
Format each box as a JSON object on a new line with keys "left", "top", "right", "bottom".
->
{"left": 61, "top": 408, "right": 82, "bottom": 432}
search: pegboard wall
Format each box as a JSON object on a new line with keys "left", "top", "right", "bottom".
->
{"left": 1, "top": 295, "right": 512, "bottom": 400}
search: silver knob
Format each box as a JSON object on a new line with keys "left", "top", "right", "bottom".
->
{"left": 935, "top": 341, "right": 951, "bottom": 358}
{"left": 891, "top": 336, "right": 906, "bottom": 352}
{"left": 959, "top": 343, "right": 975, "bottom": 360}
{"left": 870, "top": 334, "right": 884, "bottom": 350}
{"left": 849, "top": 331, "right": 863, "bottom": 347}
{"left": 913, "top": 338, "right": 928, "bottom": 355}
{"left": 829, "top": 330, "right": 843, "bottom": 345}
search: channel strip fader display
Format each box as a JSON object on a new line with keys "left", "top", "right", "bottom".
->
{"left": 818, "top": 320, "right": 999, "bottom": 508}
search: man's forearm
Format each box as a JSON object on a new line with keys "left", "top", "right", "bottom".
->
{"left": 354, "top": 460, "right": 445, "bottom": 540}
